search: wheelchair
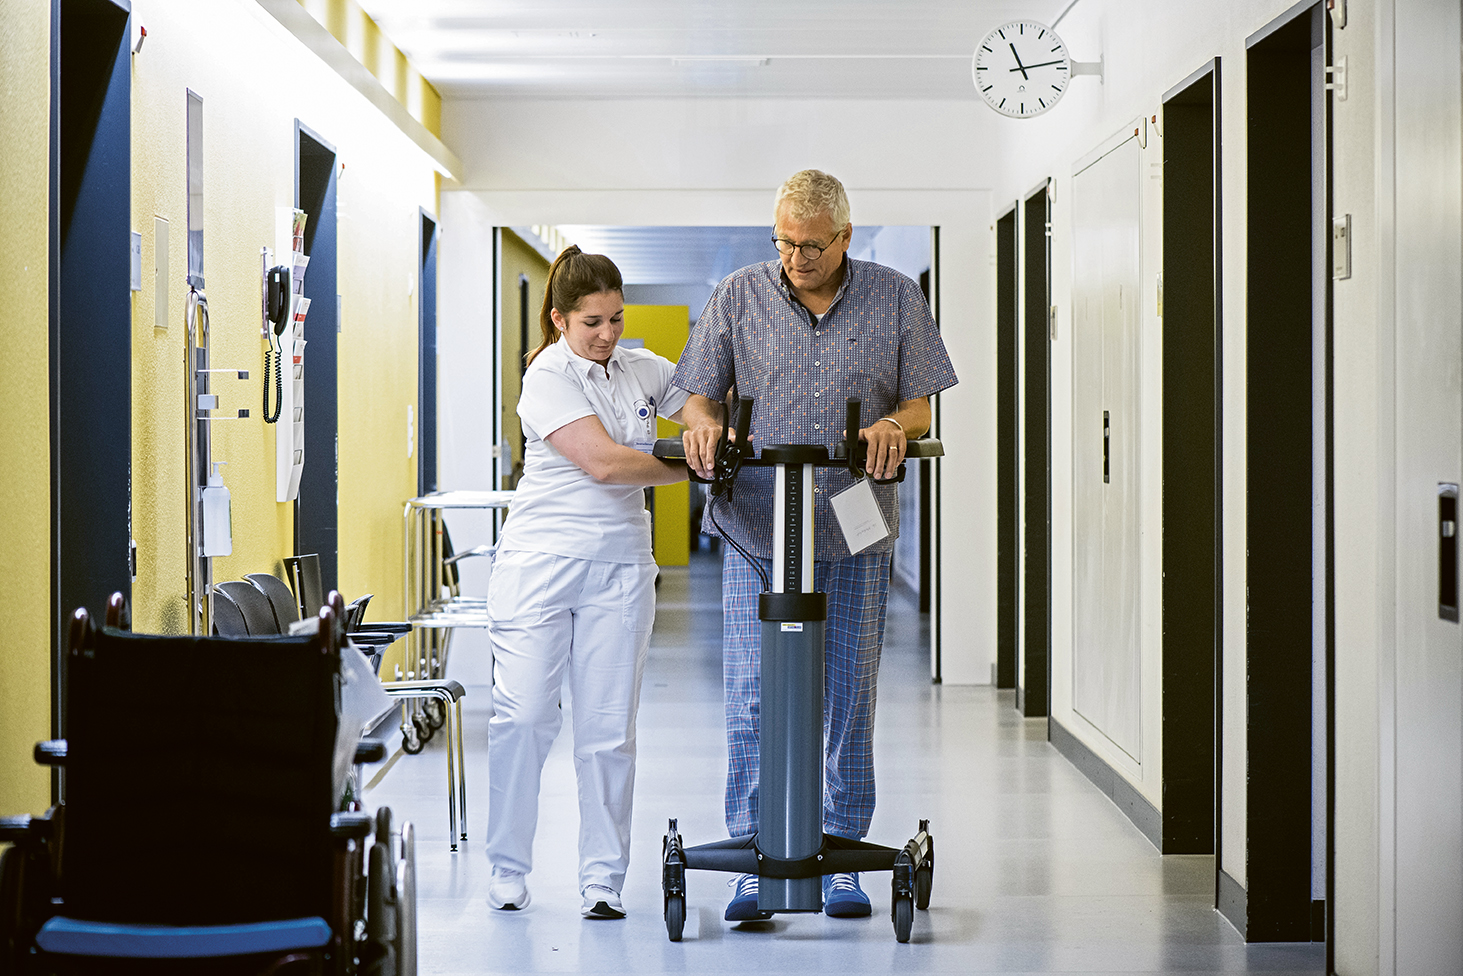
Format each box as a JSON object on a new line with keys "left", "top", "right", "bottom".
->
{"left": 0, "top": 592, "right": 417, "bottom": 975}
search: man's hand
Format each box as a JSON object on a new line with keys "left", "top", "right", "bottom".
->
{"left": 680, "top": 393, "right": 727, "bottom": 479}
{"left": 858, "top": 419, "right": 907, "bottom": 480}
{"left": 682, "top": 422, "right": 724, "bottom": 480}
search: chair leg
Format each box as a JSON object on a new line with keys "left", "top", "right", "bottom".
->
{"left": 442, "top": 692, "right": 458, "bottom": 853}
{"left": 453, "top": 697, "right": 467, "bottom": 843}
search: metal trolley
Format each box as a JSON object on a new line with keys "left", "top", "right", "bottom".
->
{"left": 400, "top": 490, "right": 513, "bottom": 753}
{"left": 653, "top": 399, "right": 940, "bottom": 944}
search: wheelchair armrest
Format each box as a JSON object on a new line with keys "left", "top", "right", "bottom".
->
{"left": 353, "top": 739, "right": 387, "bottom": 764}
{"left": 329, "top": 811, "right": 374, "bottom": 842}
{"left": 33, "top": 740, "right": 67, "bottom": 766}
{"left": 0, "top": 815, "right": 35, "bottom": 843}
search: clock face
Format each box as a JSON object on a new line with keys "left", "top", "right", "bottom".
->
{"left": 973, "top": 21, "right": 1071, "bottom": 118}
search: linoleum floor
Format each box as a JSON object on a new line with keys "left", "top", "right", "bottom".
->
{"left": 364, "top": 550, "right": 1325, "bottom": 975}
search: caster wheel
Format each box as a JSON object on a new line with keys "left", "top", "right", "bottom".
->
{"left": 892, "top": 894, "right": 913, "bottom": 943}
{"left": 665, "top": 893, "right": 686, "bottom": 942}
{"left": 402, "top": 731, "right": 425, "bottom": 755}
{"left": 413, "top": 713, "right": 435, "bottom": 744}
{"left": 423, "top": 699, "right": 446, "bottom": 730}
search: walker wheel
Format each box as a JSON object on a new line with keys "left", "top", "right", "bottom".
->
{"left": 914, "top": 865, "right": 933, "bottom": 911}
{"left": 665, "top": 893, "right": 686, "bottom": 942}
{"left": 892, "top": 893, "right": 913, "bottom": 943}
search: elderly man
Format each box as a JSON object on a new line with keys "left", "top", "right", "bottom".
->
{"left": 674, "top": 169, "right": 958, "bottom": 921}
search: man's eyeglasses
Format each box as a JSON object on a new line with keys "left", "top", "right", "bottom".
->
{"left": 771, "top": 236, "right": 834, "bottom": 260}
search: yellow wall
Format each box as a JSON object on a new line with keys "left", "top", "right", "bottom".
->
{"left": 126, "top": 0, "right": 437, "bottom": 631}
{"left": 0, "top": 0, "right": 54, "bottom": 818}
{"left": 296, "top": 0, "right": 442, "bottom": 138}
{"left": 499, "top": 230, "right": 550, "bottom": 489}
{"left": 622, "top": 305, "right": 691, "bottom": 567}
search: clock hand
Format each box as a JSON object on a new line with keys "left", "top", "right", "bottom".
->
{"left": 1010, "top": 59, "right": 1067, "bottom": 71}
{"left": 1008, "top": 42, "right": 1030, "bottom": 80}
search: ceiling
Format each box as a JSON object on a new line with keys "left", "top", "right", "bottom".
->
{"left": 355, "top": 0, "right": 1073, "bottom": 100}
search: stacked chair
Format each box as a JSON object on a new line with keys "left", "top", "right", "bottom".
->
{"left": 264, "top": 556, "right": 467, "bottom": 854}
{"left": 0, "top": 593, "right": 416, "bottom": 975}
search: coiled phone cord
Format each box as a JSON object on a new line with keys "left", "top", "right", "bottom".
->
{"left": 262, "top": 334, "right": 283, "bottom": 424}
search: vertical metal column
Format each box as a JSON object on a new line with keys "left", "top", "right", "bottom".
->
{"left": 759, "top": 459, "right": 824, "bottom": 912}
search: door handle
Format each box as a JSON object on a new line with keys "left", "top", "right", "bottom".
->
{"left": 1441, "top": 483, "right": 1458, "bottom": 622}
{"left": 1103, "top": 411, "right": 1110, "bottom": 485}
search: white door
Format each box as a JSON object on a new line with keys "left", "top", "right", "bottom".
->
{"left": 1393, "top": 0, "right": 1463, "bottom": 968}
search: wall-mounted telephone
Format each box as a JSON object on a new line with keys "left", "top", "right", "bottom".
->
{"left": 263, "top": 264, "right": 290, "bottom": 424}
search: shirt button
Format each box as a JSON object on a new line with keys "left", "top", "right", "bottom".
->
{"left": 813, "top": 486, "right": 821, "bottom": 494}
{"left": 813, "top": 392, "right": 820, "bottom": 398}
{"left": 814, "top": 424, "right": 821, "bottom": 430}
{"left": 815, "top": 361, "right": 821, "bottom": 366}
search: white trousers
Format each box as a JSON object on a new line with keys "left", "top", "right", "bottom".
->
{"left": 485, "top": 550, "right": 658, "bottom": 893}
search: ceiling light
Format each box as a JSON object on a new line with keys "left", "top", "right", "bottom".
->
{"left": 670, "top": 56, "right": 770, "bottom": 67}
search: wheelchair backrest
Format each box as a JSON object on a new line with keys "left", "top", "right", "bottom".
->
{"left": 60, "top": 615, "right": 343, "bottom": 927}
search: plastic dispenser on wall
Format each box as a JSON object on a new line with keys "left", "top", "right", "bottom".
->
{"left": 270, "top": 207, "right": 310, "bottom": 502}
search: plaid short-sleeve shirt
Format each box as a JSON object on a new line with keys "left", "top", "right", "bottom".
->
{"left": 672, "top": 258, "right": 959, "bottom": 560}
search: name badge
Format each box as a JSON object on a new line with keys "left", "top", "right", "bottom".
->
{"left": 633, "top": 396, "right": 658, "bottom": 453}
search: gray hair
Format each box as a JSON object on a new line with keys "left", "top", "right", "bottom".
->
{"left": 774, "top": 169, "right": 851, "bottom": 230}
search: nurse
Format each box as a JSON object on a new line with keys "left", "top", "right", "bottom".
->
{"left": 485, "top": 245, "right": 689, "bottom": 920}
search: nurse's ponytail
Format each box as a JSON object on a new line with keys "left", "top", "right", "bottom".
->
{"left": 526, "top": 244, "right": 624, "bottom": 367}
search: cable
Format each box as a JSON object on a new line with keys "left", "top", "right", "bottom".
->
{"left": 262, "top": 334, "right": 283, "bottom": 423}
{"left": 708, "top": 490, "right": 770, "bottom": 592}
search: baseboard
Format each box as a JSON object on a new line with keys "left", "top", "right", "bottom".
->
{"left": 1048, "top": 718, "right": 1162, "bottom": 851}
{"left": 1217, "top": 868, "right": 1247, "bottom": 936}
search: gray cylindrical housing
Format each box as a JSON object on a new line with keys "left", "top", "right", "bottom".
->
{"left": 757, "top": 618, "right": 825, "bottom": 912}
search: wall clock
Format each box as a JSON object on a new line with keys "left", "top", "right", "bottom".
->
{"left": 973, "top": 21, "right": 1089, "bottom": 118}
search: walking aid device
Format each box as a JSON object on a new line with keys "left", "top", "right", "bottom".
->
{"left": 652, "top": 398, "right": 940, "bottom": 943}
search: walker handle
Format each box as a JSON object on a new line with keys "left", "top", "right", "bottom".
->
{"left": 845, "top": 399, "right": 862, "bottom": 477}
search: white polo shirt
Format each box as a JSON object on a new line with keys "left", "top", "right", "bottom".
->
{"left": 498, "top": 339, "right": 690, "bottom": 564}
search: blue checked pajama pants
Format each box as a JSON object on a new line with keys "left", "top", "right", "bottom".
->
{"left": 721, "top": 546, "right": 892, "bottom": 841}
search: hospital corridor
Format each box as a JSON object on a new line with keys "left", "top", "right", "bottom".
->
{"left": 1, "top": 1, "right": 1460, "bottom": 975}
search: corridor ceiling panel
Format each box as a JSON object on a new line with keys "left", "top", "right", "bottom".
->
{"left": 354, "top": 1, "right": 1070, "bottom": 99}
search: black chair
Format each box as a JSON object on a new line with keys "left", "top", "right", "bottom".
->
{"left": 246, "top": 571, "right": 301, "bottom": 631}
{"left": 211, "top": 586, "right": 250, "bottom": 637}
{"left": 217, "top": 580, "right": 280, "bottom": 636}
{"left": 0, "top": 593, "right": 416, "bottom": 975}
{"left": 283, "top": 553, "right": 324, "bottom": 624}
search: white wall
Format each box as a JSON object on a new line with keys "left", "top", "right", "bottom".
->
{"left": 442, "top": 97, "right": 995, "bottom": 685}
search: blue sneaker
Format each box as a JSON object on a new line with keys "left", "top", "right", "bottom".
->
{"left": 822, "top": 872, "right": 871, "bottom": 918}
{"left": 725, "top": 873, "right": 773, "bottom": 921}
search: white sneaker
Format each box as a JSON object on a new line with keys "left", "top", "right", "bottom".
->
{"left": 488, "top": 870, "right": 530, "bottom": 911}
{"left": 581, "top": 884, "right": 625, "bottom": 919}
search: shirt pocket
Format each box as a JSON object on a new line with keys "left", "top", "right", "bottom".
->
{"left": 842, "top": 320, "right": 901, "bottom": 404}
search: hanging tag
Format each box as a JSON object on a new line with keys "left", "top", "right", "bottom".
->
{"left": 828, "top": 476, "right": 890, "bottom": 554}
